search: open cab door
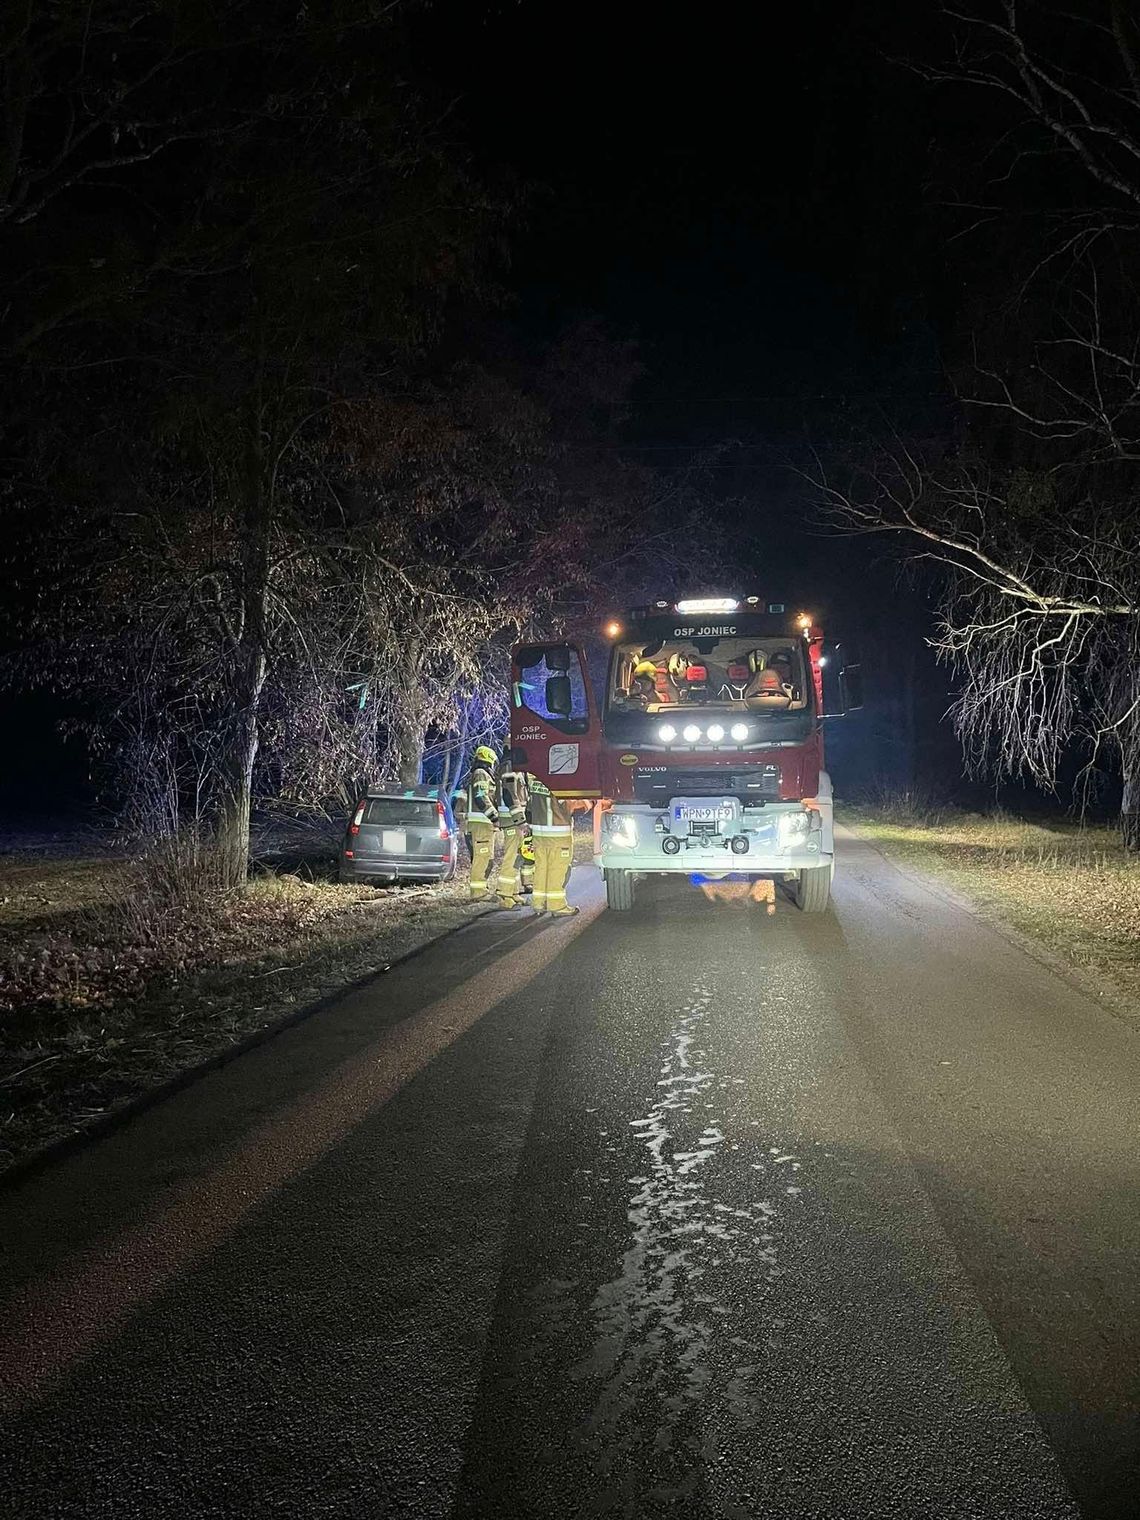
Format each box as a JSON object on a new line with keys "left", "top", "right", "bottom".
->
{"left": 510, "top": 642, "right": 604, "bottom": 798}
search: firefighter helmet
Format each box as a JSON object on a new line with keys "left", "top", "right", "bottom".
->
{"left": 472, "top": 745, "right": 498, "bottom": 767}
{"left": 748, "top": 649, "right": 767, "bottom": 674}
{"left": 633, "top": 659, "right": 658, "bottom": 680}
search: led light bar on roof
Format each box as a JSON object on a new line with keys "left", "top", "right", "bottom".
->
{"left": 675, "top": 597, "right": 739, "bottom": 615}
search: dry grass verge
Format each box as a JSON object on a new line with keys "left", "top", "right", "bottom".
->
{"left": 0, "top": 842, "right": 489, "bottom": 1175}
{"left": 842, "top": 805, "right": 1140, "bottom": 1014}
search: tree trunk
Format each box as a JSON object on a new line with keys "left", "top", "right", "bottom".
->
{"left": 215, "top": 639, "right": 267, "bottom": 887}
{"left": 388, "top": 706, "right": 427, "bottom": 787}
{"left": 440, "top": 699, "right": 470, "bottom": 799}
{"left": 385, "top": 645, "right": 426, "bottom": 786}
{"left": 1122, "top": 767, "right": 1140, "bottom": 852}
{"left": 214, "top": 393, "right": 272, "bottom": 889}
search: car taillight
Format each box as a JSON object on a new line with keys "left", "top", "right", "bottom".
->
{"left": 437, "top": 801, "right": 448, "bottom": 839}
{"left": 350, "top": 800, "right": 366, "bottom": 836}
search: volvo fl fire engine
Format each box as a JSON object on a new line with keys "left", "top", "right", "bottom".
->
{"left": 509, "top": 596, "right": 861, "bottom": 912}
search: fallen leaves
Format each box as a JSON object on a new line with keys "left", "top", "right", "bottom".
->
{"left": 0, "top": 850, "right": 481, "bottom": 1173}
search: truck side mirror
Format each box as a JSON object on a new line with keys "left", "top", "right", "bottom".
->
{"left": 546, "top": 674, "right": 572, "bottom": 716}
{"left": 839, "top": 663, "right": 863, "bottom": 713}
{"left": 821, "top": 642, "right": 863, "bottom": 717}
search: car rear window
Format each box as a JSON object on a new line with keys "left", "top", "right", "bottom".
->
{"left": 363, "top": 798, "right": 439, "bottom": 826}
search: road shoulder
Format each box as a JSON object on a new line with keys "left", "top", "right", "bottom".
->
{"left": 838, "top": 815, "right": 1140, "bottom": 1031}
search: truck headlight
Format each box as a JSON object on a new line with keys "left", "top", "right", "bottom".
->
{"left": 603, "top": 813, "right": 638, "bottom": 847}
{"left": 730, "top": 722, "right": 749, "bottom": 741}
{"left": 777, "top": 812, "right": 811, "bottom": 849}
{"left": 682, "top": 723, "right": 701, "bottom": 743}
{"left": 658, "top": 723, "right": 677, "bottom": 742}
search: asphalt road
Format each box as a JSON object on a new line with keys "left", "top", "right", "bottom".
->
{"left": 1, "top": 828, "right": 1137, "bottom": 1519}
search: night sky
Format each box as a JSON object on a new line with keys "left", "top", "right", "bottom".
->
{"left": 421, "top": 1, "right": 938, "bottom": 418}
{"left": 416, "top": 0, "right": 952, "bottom": 655}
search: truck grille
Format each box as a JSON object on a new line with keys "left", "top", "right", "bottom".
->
{"left": 633, "top": 765, "right": 781, "bottom": 804}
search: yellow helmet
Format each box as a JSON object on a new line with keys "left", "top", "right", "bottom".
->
{"left": 633, "top": 659, "right": 658, "bottom": 680}
{"left": 473, "top": 745, "right": 498, "bottom": 767}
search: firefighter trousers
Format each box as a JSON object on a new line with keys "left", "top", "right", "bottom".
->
{"left": 531, "top": 825, "right": 575, "bottom": 913}
{"left": 467, "top": 816, "right": 497, "bottom": 900}
{"left": 497, "top": 824, "right": 525, "bottom": 905}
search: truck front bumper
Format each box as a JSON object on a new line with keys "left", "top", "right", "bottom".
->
{"left": 594, "top": 843, "right": 831, "bottom": 874}
{"left": 596, "top": 829, "right": 831, "bottom": 875}
{"left": 595, "top": 798, "right": 834, "bottom": 876}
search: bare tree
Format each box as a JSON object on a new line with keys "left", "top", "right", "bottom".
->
{"left": 3, "top": 2, "right": 505, "bottom": 884}
{"left": 817, "top": 4, "right": 1140, "bottom": 844}
{"left": 809, "top": 446, "right": 1140, "bottom": 843}
{"left": 917, "top": 2, "right": 1140, "bottom": 226}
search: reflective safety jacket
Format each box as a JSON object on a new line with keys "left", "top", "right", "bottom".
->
{"left": 466, "top": 764, "right": 499, "bottom": 823}
{"left": 499, "top": 768, "right": 529, "bottom": 822}
{"left": 526, "top": 777, "right": 571, "bottom": 831}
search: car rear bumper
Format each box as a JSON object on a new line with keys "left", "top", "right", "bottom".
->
{"left": 341, "top": 855, "right": 454, "bottom": 882}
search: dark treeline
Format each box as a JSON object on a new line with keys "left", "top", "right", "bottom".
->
{"left": 801, "top": 1, "right": 1140, "bottom": 843}
{"left": 0, "top": 1, "right": 731, "bottom": 880}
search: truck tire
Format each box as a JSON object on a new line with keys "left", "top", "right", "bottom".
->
{"left": 605, "top": 869, "right": 635, "bottom": 911}
{"left": 795, "top": 863, "right": 831, "bottom": 913}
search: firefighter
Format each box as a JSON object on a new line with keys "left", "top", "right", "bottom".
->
{"left": 719, "top": 657, "right": 752, "bottom": 701}
{"left": 464, "top": 745, "right": 500, "bottom": 901}
{"left": 526, "top": 776, "right": 578, "bottom": 916}
{"left": 767, "top": 650, "right": 796, "bottom": 693}
{"left": 496, "top": 763, "right": 530, "bottom": 907}
{"left": 744, "top": 649, "right": 789, "bottom": 704}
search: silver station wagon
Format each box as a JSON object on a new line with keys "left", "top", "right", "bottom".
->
{"left": 340, "top": 786, "right": 459, "bottom": 885}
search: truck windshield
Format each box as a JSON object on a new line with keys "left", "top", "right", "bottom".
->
{"left": 608, "top": 637, "right": 811, "bottom": 714}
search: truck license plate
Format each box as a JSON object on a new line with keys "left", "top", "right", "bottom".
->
{"left": 675, "top": 802, "right": 734, "bottom": 824}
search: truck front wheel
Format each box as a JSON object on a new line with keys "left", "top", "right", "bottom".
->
{"left": 605, "top": 869, "right": 635, "bottom": 911}
{"left": 795, "top": 863, "right": 831, "bottom": 913}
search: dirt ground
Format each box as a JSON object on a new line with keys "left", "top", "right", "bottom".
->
{"left": 0, "top": 844, "right": 489, "bottom": 1175}
{"left": 0, "top": 812, "right": 602, "bottom": 1175}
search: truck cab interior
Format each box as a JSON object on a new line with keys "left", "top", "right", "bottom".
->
{"left": 609, "top": 637, "right": 812, "bottom": 715}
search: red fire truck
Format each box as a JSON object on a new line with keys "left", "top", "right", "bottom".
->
{"left": 509, "top": 596, "right": 861, "bottom": 912}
